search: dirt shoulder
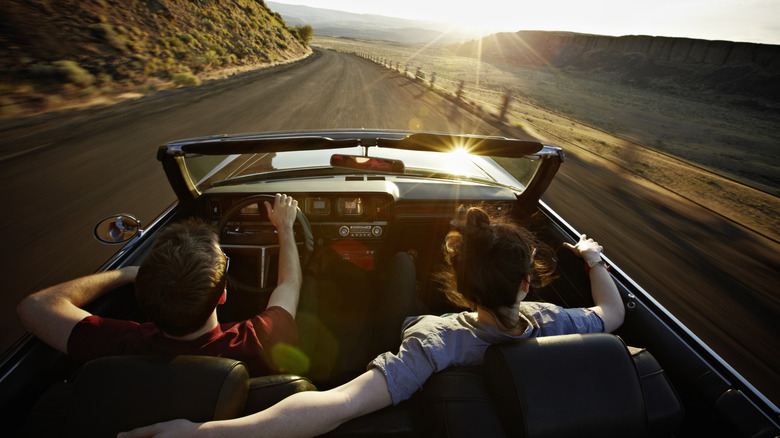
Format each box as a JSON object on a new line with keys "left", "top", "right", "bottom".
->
{"left": 505, "top": 99, "right": 780, "bottom": 244}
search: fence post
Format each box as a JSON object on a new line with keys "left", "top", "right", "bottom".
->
{"left": 430, "top": 72, "right": 436, "bottom": 88}
{"left": 499, "top": 90, "right": 512, "bottom": 121}
{"left": 456, "top": 80, "right": 465, "bottom": 100}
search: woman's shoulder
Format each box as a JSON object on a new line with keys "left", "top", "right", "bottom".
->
{"left": 400, "top": 312, "right": 484, "bottom": 345}
{"left": 520, "top": 301, "right": 604, "bottom": 334}
{"left": 403, "top": 311, "right": 473, "bottom": 332}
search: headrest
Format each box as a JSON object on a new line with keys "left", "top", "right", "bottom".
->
{"left": 484, "top": 333, "right": 647, "bottom": 438}
{"left": 62, "top": 355, "right": 249, "bottom": 437}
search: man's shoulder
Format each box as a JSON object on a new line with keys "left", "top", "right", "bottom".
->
{"left": 244, "top": 306, "right": 296, "bottom": 327}
{"left": 70, "top": 315, "right": 153, "bottom": 342}
{"left": 237, "top": 306, "right": 298, "bottom": 345}
{"left": 75, "top": 314, "right": 143, "bottom": 329}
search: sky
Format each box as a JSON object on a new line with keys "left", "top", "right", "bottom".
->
{"left": 271, "top": 0, "right": 780, "bottom": 45}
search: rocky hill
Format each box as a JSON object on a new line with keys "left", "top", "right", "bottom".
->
{"left": 0, "top": 0, "right": 311, "bottom": 118}
{"left": 453, "top": 31, "right": 780, "bottom": 102}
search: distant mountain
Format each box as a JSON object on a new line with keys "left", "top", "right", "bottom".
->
{"left": 267, "top": 1, "right": 479, "bottom": 44}
{"left": 452, "top": 31, "right": 780, "bottom": 99}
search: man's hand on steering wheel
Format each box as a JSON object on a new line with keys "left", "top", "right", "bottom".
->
{"left": 265, "top": 193, "right": 298, "bottom": 234}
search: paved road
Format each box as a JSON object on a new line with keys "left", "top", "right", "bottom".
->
{"left": 1, "top": 49, "right": 777, "bottom": 404}
{"left": 0, "top": 49, "right": 507, "bottom": 347}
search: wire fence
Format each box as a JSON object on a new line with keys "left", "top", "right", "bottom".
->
{"left": 337, "top": 49, "right": 780, "bottom": 244}
{"left": 355, "top": 52, "right": 518, "bottom": 122}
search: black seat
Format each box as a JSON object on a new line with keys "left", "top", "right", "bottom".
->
{"left": 485, "top": 333, "right": 683, "bottom": 438}
{"left": 24, "top": 355, "right": 316, "bottom": 438}
{"left": 416, "top": 366, "right": 505, "bottom": 437}
{"left": 417, "top": 333, "right": 683, "bottom": 438}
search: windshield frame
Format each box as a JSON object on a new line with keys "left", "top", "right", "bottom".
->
{"left": 158, "top": 130, "right": 562, "bottom": 204}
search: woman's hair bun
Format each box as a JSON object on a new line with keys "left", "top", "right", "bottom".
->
{"left": 465, "top": 207, "right": 490, "bottom": 236}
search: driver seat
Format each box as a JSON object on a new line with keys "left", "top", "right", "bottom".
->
{"left": 24, "top": 355, "right": 316, "bottom": 437}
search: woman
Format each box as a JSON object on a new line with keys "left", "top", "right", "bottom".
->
{"left": 121, "top": 207, "right": 624, "bottom": 438}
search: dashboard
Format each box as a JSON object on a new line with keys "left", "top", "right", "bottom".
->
{"left": 199, "top": 178, "right": 518, "bottom": 273}
{"left": 206, "top": 192, "right": 392, "bottom": 240}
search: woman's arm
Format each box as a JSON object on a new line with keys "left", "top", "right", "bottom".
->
{"left": 119, "top": 368, "right": 393, "bottom": 438}
{"left": 564, "top": 234, "right": 625, "bottom": 332}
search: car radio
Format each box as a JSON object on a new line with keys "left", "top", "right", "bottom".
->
{"left": 338, "top": 224, "right": 384, "bottom": 238}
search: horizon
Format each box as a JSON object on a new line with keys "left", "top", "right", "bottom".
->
{"left": 269, "top": 0, "right": 780, "bottom": 45}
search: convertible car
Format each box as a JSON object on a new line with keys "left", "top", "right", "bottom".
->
{"left": 2, "top": 130, "right": 778, "bottom": 437}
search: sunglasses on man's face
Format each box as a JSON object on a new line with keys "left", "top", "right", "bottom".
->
{"left": 221, "top": 250, "right": 230, "bottom": 274}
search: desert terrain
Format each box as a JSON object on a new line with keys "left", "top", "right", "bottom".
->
{"left": 313, "top": 35, "right": 780, "bottom": 245}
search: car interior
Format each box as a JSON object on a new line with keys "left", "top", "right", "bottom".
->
{"left": 6, "top": 130, "right": 777, "bottom": 437}
{"left": 18, "top": 179, "right": 690, "bottom": 437}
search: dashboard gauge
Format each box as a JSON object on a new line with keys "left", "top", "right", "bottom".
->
{"left": 306, "top": 197, "right": 331, "bottom": 215}
{"left": 338, "top": 197, "right": 363, "bottom": 216}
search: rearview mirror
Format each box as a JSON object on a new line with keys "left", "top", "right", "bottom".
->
{"left": 94, "top": 215, "right": 141, "bottom": 244}
{"left": 330, "top": 154, "right": 405, "bottom": 173}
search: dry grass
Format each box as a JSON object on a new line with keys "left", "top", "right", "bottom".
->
{"left": 0, "top": 0, "right": 311, "bottom": 118}
{"left": 314, "top": 35, "right": 780, "bottom": 243}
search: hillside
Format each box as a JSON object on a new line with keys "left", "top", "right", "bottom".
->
{"left": 452, "top": 31, "right": 780, "bottom": 102}
{"left": 0, "top": 0, "right": 312, "bottom": 118}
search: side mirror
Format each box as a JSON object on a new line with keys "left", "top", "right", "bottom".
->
{"left": 94, "top": 215, "right": 141, "bottom": 244}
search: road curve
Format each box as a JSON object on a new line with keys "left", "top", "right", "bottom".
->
{"left": 0, "top": 49, "right": 508, "bottom": 348}
{"left": 1, "top": 49, "right": 777, "bottom": 404}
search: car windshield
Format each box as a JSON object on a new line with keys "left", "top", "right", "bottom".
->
{"left": 184, "top": 146, "right": 542, "bottom": 192}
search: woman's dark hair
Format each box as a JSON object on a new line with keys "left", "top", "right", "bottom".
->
{"left": 437, "top": 206, "right": 556, "bottom": 329}
{"left": 135, "top": 219, "right": 227, "bottom": 337}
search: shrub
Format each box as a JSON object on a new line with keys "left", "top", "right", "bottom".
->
{"left": 233, "top": 40, "right": 248, "bottom": 56}
{"left": 29, "top": 63, "right": 57, "bottom": 78}
{"left": 90, "top": 23, "right": 127, "bottom": 51}
{"left": 202, "top": 19, "right": 216, "bottom": 32}
{"left": 97, "top": 73, "right": 113, "bottom": 84}
{"left": 172, "top": 72, "right": 200, "bottom": 87}
{"left": 294, "top": 25, "right": 313, "bottom": 44}
{"left": 137, "top": 83, "right": 157, "bottom": 94}
{"left": 191, "top": 50, "right": 221, "bottom": 69}
{"left": 52, "top": 61, "right": 95, "bottom": 87}
{"left": 125, "top": 38, "right": 141, "bottom": 52}
{"left": 79, "top": 86, "right": 98, "bottom": 97}
{"left": 161, "top": 36, "right": 184, "bottom": 48}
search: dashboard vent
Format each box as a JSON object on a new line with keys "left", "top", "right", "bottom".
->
{"left": 345, "top": 176, "right": 364, "bottom": 181}
{"left": 367, "top": 176, "right": 386, "bottom": 181}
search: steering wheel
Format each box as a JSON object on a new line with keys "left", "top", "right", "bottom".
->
{"left": 216, "top": 194, "right": 313, "bottom": 293}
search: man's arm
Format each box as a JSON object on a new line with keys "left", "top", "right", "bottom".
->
{"left": 264, "top": 193, "right": 303, "bottom": 318}
{"left": 16, "top": 266, "right": 138, "bottom": 353}
{"left": 564, "top": 234, "right": 625, "bottom": 332}
{"left": 120, "top": 368, "right": 393, "bottom": 438}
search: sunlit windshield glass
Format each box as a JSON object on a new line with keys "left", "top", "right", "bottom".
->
{"left": 184, "top": 146, "right": 542, "bottom": 191}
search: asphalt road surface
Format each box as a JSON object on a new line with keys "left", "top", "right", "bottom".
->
{"left": 1, "top": 49, "right": 777, "bottom": 405}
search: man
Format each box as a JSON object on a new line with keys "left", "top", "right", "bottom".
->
{"left": 17, "top": 193, "right": 302, "bottom": 376}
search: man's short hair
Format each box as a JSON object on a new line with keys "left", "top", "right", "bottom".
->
{"left": 135, "top": 219, "right": 227, "bottom": 337}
